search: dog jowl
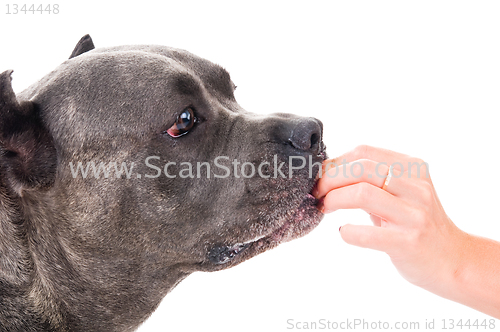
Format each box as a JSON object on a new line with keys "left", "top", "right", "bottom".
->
{"left": 0, "top": 35, "right": 326, "bottom": 332}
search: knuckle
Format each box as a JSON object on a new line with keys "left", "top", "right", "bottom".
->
{"left": 353, "top": 145, "right": 372, "bottom": 160}
{"left": 353, "top": 182, "right": 371, "bottom": 204}
{"left": 404, "top": 230, "right": 422, "bottom": 252}
{"left": 360, "top": 158, "right": 374, "bottom": 169}
{"left": 418, "top": 181, "right": 434, "bottom": 204}
{"left": 409, "top": 157, "right": 425, "bottom": 165}
{"left": 411, "top": 208, "right": 428, "bottom": 225}
{"left": 350, "top": 161, "right": 364, "bottom": 178}
{"left": 407, "top": 157, "right": 430, "bottom": 178}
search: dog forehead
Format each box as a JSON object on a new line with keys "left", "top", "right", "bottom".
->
{"left": 24, "top": 44, "right": 235, "bottom": 112}
{"left": 86, "top": 45, "right": 235, "bottom": 98}
{"left": 33, "top": 54, "right": 181, "bottom": 134}
{"left": 22, "top": 46, "right": 235, "bottom": 148}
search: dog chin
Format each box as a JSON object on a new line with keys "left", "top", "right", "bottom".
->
{"left": 202, "top": 187, "right": 323, "bottom": 271}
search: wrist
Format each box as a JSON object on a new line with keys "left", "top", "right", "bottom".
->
{"left": 420, "top": 224, "right": 469, "bottom": 302}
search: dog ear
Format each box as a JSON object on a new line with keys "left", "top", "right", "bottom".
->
{"left": 0, "top": 70, "right": 57, "bottom": 195}
{"left": 69, "top": 34, "right": 95, "bottom": 59}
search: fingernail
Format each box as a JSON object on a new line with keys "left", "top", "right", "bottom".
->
{"left": 316, "top": 197, "right": 325, "bottom": 213}
{"left": 339, "top": 226, "right": 342, "bottom": 232}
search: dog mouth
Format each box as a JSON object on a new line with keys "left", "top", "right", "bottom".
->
{"left": 201, "top": 144, "right": 328, "bottom": 270}
{"left": 206, "top": 188, "right": 322, "bottom": 266}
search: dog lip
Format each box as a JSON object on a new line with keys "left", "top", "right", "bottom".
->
{"left": 205, "top": 171, "right": 324, "bottom": 267}
{"left": 243, "top": 233, "right": 268, "bottom": 245}
{"left": 208, "top": 242, "right": 251, "bottom": 264}
{"left": 250, "top": 184, "right": 322, "bottom": 244}
{"left": 209, "top": 189, "right": 321, "bottom": 266}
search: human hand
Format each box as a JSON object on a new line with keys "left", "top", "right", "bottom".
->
{"left": 313, "top": 145, "right": 467, "bottom": 294}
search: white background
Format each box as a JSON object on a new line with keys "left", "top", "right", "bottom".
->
{"left": 2, "top": 1, "right": 500, "bottom": 331}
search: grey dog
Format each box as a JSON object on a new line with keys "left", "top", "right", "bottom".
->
{"left": 0, "top": 35, "right": 326, "bottom": 332}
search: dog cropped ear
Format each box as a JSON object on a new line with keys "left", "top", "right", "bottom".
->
{"left": 69, "top": 34, "right": 95, "bottom": 59}
{"left": 0, "top": 70, "right": 57, "bottom": 195}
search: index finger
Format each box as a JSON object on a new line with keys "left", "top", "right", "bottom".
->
{"left": 324, "top": 145, "right": 411, "bottom": 173}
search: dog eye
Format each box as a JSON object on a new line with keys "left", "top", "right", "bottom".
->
{"left": 166, "top": 107, "right": 196, "bottom": 137}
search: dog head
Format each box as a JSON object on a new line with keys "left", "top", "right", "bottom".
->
{"left": 0, "top": 35, "right": 326, "bottom": 330}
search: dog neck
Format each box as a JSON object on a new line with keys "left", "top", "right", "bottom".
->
{"left": 0, "top": 183, "right": 190, "bottom": 332}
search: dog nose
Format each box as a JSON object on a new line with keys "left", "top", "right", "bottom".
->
{"left": 288, "top": 118, "right": 323, "bottom": 152}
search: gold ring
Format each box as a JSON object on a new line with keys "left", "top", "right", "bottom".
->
{"left": 382, "top": 166, "right": 392, "bottom": 191}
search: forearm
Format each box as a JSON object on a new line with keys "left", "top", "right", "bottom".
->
{"left": 433, "top": 230, "right": 500, "bottom": 318}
